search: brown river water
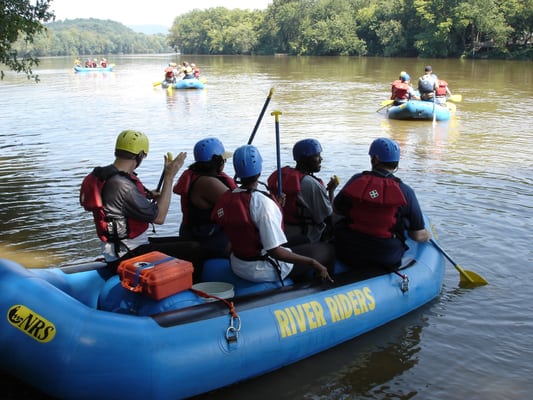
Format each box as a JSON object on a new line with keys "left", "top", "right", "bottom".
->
{"left": 0, "top": 55, "right": 532, "bottom": 399}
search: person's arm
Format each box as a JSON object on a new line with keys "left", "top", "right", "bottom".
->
{"left": 153, "top": 152, "right": 187, "bottom": 224}
{"left": 408, "top": 228, "right": 431, "bottom": 242}
{"left": 267, "top": 246, "right": 333, "bottom": 282}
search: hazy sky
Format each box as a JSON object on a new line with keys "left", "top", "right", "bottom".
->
{"left": 50, "top": 0, "right": 272, "bottom": 27}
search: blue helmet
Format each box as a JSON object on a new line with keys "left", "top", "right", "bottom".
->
{"left": 369, "top": 138, "right": 401, "bottom": 162}
{"left": 292, "top": 139, "right": 323, "bottom": 161}
{"left": 400, "top": 72, "right": 410, "bottom": 82}
{"left": 233, "top": 145, "right": 262, "bottom": 179}
{"left": 193, "top": 137, "right": 232, "bottom": 162}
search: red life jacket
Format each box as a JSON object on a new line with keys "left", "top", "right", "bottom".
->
{"left": 173, "top": 169, "right": 237, "bottom": 226}
{"left": 341, "top": 172, "right": 407, "bottom": 238}
{"left": 211, "top": 190, "right": 264, "bottom": 259}
{"left": 267, "top": 166, "right": 324, "bottom": 225}
{"left": 391, "top": 80, "right": 409, "bottom": 100}
{"left": 436, "top": 80, "right": 448, "bottom": 97}
{"left": 80, "top": 166, "right": 149, "bottom": 242}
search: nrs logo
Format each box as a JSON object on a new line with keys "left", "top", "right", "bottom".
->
{"left": 7, "top": 305, "right": 56, "bottom": 343}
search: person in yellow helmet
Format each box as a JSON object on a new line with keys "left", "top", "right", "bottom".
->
{"left": 80, "top": 130, "right": 200, "bottom": 272}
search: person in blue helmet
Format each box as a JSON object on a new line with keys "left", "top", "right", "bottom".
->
{"left": 391, "top": 71, "right": 419, "bottom": 105}
{"left": 267, "top": 138, "right": 339, "bottom": 245}
{"left": 212, "top": 145, "right": 334, "bottom": 284}
{"left": 173, "top": 137, "right": 237, "bottom": 260}
{"left": 333, "top": 138, "right": 431, "bottom": 272}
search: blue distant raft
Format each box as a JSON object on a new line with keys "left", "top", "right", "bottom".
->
{"left": 0, "top": 227, "right": 444, "bottom": 399}
{"left": 162, "top": 78, "right": 205, "bottom": 90}
{"left": 73, "top": 64, "right": 115, "bottom": 73}
{"left": 387, "top": 100, "right": 455, "bottom": 121}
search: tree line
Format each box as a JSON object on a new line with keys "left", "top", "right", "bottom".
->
{"left": 169, "top": 0, "right": 532, "bottom": 59}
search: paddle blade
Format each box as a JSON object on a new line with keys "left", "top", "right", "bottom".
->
{"left": 381, "top": 99, "right": 394, "bottom": 106}
{"left": 459, "top": 269, "right": 488, "bottom": 288}
{"left": 456, "top": 265, "right": 488, "bottom": 288}
{"left": 153, "top": 81, "right": 162, "bottom": 87}
{"left": 448, "top": 94, "right": 462, "bottom": 102}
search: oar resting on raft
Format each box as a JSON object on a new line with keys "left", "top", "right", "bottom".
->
{"left": 430, "top": 238, "right": 488, "bottom": 288}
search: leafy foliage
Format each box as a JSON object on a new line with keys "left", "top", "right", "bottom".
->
{"left": 0, "top": 0, "right": 55, "bottom": 81}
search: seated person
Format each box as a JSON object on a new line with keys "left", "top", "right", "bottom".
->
{"left": 418, "top": 65, "right": 438, "bottom": 101}
{"left": 333, "top": 138, "right": 431, "bottom": 273}
{"left": 391, "top": 71, "right": 419, "bottom": 105}
{"left": 173, "top": 137, "right": 236, "bottom": 259}
{"left": 212, "top": 145, "right": 334, "bottom": 284}
{"left": 267, "top": 138, "right": 338, "bottom": 245}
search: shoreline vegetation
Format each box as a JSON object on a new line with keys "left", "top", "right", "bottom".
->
{"left": 15, "top": 0, "right": 533, "bottom": 61}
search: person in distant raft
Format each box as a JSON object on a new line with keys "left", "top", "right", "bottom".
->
{"left": 212, "top": 145, "right": 334, "bottom": 284}
{"left": 80, "top": 129, "right": 200, "bottom": 272}
{"left": 333, "top": 137, "right": 431, "bottom": 272}
{"left": 267, "top": 138, "right": 339, "bottom": 245}
{"left": 391, "top": 71, "right": 419, "bottom": 105}
{"left": 417, "top": 65, "right": 438, "bottom": 101}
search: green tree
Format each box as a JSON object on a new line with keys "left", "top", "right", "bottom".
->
{"left": 0, "top": 0, "right": 55, "bottom": 80}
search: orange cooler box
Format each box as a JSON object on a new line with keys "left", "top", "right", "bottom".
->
{"left": 117, "top": 251, "right": 193, "bottom": 300}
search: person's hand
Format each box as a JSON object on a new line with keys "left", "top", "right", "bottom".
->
{"left": 276, "top": 192, "right": 286, "bottom": 207}
{"left": 312, "top": 260, "right": 334, "bottom": 283}
{"left": 165, "top": 151, "right": 187, "bottom": 179}
{"left": 326, "top": 175, "right": 339, "bottom": 192}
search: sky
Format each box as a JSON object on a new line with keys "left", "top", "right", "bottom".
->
{"left": 50, "top": 0, "right": 272, "bottom": 28}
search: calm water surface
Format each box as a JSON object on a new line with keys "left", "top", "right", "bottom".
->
{"left": 1, "top": 55, "right": 532, "bottom": 399}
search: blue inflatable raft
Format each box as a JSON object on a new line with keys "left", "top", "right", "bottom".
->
{"left": 162, "top": 78, "right": 204, "bottom": 90}
{"left": 0, "top": 233, "right": 445, "bottom": 399}
{"left": 73, "top": 64, "right": 115, "bottom": 73}
{"left": 387, "top": 100, "right": 455, "bottom": 121}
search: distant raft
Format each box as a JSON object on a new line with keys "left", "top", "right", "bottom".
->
{"left": 74, "top": 64, "right": 115, "bottom": 73}
{"left": 387, "top": 99, "right": 455, "bottom": 121}
{"left": 162, "top": 77, "right": 205, "bottom": 90}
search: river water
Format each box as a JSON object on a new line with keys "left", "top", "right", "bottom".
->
{"left": 1, "top": 55, "right": 532, "bottom": 399}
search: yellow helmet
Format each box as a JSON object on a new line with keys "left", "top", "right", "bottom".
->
{"left": 115, "top": 130, "right": 149, "bottom": 155}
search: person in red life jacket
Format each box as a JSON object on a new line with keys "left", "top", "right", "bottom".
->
{"left": 435, "top": 79, "right": 453, "bottom": 105}
{"left": 267, "top": 138, "right": 339, "bottom": 245}
{"left": 173, "top": 137, "right": 236, "bottom": 260}
{"left": 391, "top": 71, "right": 419, "bottom": 105}
{"left": 164, "top": 66, "right": 175, "bottom": 84}
{"left": 333, "top": 138, "right": 431, "bottom": 272}
{"left": 190, "top": 63, "right": 200, "bottom": 78}
{"left": 100, "top": 58, "right": 107, "bottom": 68}
{"left": 211, "top": 145, "right": 334, "bottom": 284}
{"left": 80, "top": 129, "right": 199, "bottom": 272}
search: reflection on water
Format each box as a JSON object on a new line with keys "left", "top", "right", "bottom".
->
{"left": 1, "top": 55, "right": 532, "bottom": 399}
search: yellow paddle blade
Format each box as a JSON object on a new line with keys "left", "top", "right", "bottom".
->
{"left": 458, "top": 267, "right": 488, "bottom": 288}
{"left": 153, "top": 81, "right": 162, "bottom": 87}
{"left": 381, "top": 99, "right": 394, "bottom": 106}
{"left": 448, "top": 94, "right": 462, "bottom": 102}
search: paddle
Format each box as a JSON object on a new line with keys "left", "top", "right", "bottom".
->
{"left": 432, "top": 91, "right": 437, "bottom": 127}
{"left": 448, "top": 94, "right": 462, "bottom": 102}
{"left": 153, "top": 81, "right": 162, "bottom": 87}
{"left": 271, "top": 110, "right": 283, "bottom": 197}
{"left": 430, "top": 238, "right": 488, "bottom": 288}
{"left": 248, "top": 87, "right": 275, "bottom": 144}
{"left": 376, "top": 99, "right": 394, "bottom": 112}
{"left": 156, "top": 152, "right": 173, "bottom": 192}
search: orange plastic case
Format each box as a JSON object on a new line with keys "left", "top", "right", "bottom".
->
{"left": 117, "top": 251, "right": 193, "bottom": 300}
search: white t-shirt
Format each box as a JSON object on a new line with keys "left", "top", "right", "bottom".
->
{"left": 230, "top": 189, "right": 293, "bottom": 282}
